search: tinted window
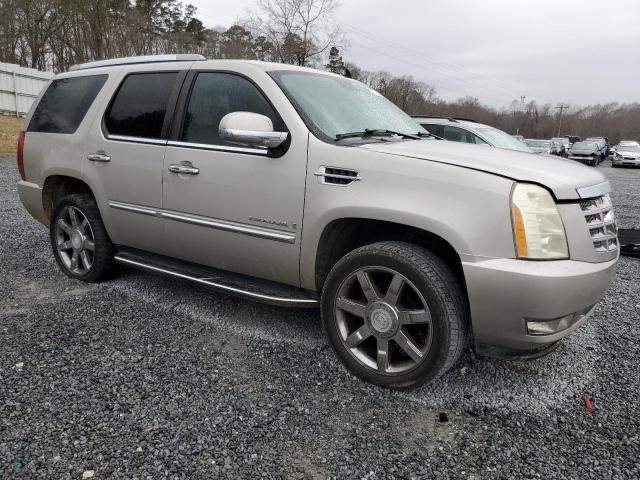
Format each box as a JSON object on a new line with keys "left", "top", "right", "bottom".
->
{"left": 182, "top": 72, "right": 284, "bottom": 146}
{"left": 106, "top": 72, "right": 178, "bottom": 139}
{"left": 443, "top": 126, "right": 486, "bottom": 144}
{"left": 421, "top": 123, "right": 444, "bottom": 137}
{"left": 28, "top": 75, "right": 107, "bottom": 134}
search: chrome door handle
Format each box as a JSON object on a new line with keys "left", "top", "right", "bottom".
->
{"left": 168, "top": 164, "right": 199, "bottom": 175}
{"left": 87, "top": 151, "right": 111, "bottom": 162}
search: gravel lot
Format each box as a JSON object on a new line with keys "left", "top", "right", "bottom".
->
{"left": 1, "top": 154, "right": 639, "bottom": 479}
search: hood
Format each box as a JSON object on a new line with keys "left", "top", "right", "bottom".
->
{"left": 528, "top": 146, "right": 549, "bottom": 153}
{"left": 360, "top": 140, "right": 607, "bottom": 200}
{"left": 616, "top": 149, "right": 640, "bottom": 158}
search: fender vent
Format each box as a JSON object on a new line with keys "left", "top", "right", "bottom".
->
{"left": 314, "top": 166, "right": 361, "bottom": 185}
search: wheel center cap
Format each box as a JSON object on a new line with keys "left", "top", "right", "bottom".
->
{"left": 366, "top": 302, "right": 399, "bottom": 337}
{"left": 71, "top": 230, "right": 84, "bottom": 250}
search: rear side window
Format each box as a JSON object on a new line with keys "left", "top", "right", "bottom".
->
{"left": 105, "top": 72, "right": 178, "bottom": 139}
{"left": 181, "top": 72, "right": 284, "bottom": 146}
{"left": 28, "top": 75, "right": 107, "bottom": 134}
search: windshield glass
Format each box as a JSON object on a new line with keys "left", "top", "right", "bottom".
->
{"left": 525, "top": 139, "right": 550, "bottom": 148}
{"left": 618, "top": 145, "right": 640, "bottom": 152}
{"left": 476, "top": 127, "right": 533, "bottom": 152}
{"left": 270, "top": 71, "right": 427, "bottom": 141}
{"left": 572, "top": 142, "right": 597, "bottom": 149}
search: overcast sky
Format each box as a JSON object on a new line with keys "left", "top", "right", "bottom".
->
{"left": 190, "top": 0, "right": 640, "bottom": 108}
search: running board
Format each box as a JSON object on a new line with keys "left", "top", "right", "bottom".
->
{"left": 113, "top": 249, "right": 319, "bottom": 308}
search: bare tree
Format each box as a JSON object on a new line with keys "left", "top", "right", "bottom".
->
{"left": 247, "top": 0, "right": 344, "bottom": 66}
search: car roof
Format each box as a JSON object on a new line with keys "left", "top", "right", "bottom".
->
{"left": 62, "top": 56, "right": 340, "bottom": 79}
{"left": 411, "top": 116, "right": 492, "bottom": 130}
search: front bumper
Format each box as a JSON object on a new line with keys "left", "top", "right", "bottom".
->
{"left": 612, "top": 157, "right": 640, "bottom": 167}
{"left": 17, "top": 181, "right": 48, "bottom": 225}
{"left": 462, "top": 257, "right": 617, "bottom": 352}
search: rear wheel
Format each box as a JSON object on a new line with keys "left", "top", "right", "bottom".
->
{"left": 50, "top": 193, "right": 117, "bottom": 282}
{"left": 321, "top": 242, "right": 468, "bottom": 389}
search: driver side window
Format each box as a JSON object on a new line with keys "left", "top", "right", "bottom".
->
{"left": 181, "top": 72, "right": 285, "bottom": 146}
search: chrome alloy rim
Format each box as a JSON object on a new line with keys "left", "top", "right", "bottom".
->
{"left": 335, "top": 267, "right": 433, "bottom": 375}
{"left": 55, "top": 206, "right": 95, "bottom": 275}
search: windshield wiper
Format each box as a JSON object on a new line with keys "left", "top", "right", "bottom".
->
{"left": 335, "top": 129, "right": 422, "bottom": 141}
{"left": 417, "top": 131, "right": 443, "bottom": 140}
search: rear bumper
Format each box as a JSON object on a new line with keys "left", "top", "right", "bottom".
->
{"left": 462, "top": 257, "right": 617, "bottom": 352}
{"left": 17, "top": 181, "right": 48, "bottom": 225}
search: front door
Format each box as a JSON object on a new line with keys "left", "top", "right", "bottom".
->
{"left": 162, "top": 71, "right": 307, "bottom": 286}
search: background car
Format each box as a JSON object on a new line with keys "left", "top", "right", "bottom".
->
{"left": 612, "top": 144, "right": 640, "bottom": 167}
{"left": 567, "top": 141, "right": 604, "bottom": 166}
{"left": 585, "top": 136, "right": 610, "bottom": 157}
{"left": 564, "top": 135, "right": 581, "bottom": 147}
{"left": 524, "top": 139, "right": 552, "bottom": 154}
{"left": 412, "top": 116, "right": 535, "bottom": 153}
{"left": 550, "top": 137, "right": 570, "bottom": 156}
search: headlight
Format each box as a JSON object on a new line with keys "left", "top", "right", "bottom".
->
{"left": 511, "top": 183, "right": 569, "bottom": 259}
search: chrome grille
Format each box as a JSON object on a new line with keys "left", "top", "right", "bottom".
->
{"left": 579, "top": 195, "right": 618, "bottom": 252}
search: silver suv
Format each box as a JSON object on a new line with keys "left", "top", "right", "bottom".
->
{"left": 17, "top": 55, "right": 618, "bottom": 389}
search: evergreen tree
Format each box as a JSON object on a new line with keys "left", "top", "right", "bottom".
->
{"left": 325, "top": 46, "right": 344, "bottom": 74}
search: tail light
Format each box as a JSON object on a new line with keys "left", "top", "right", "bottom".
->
{"left": 17, "top": 131, "right": 26, "bottom": 181}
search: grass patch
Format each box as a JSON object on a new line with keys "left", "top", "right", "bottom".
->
{"left": 0, "top": 115, "right": 25, "bottom": 153}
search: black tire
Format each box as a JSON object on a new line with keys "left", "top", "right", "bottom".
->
{"left": 321, "top": 241, "right": 469, "bottom": 389}
{"left": 50, "top": 193, "right": 117, "bottom": 283}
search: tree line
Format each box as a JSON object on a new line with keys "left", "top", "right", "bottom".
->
{"left": 1, "top": 0, "right": 637, "bottom": 142}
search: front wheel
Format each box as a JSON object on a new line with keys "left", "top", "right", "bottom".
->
{"left": 321, "top": 242, "right": 469, "bottom": 389}
{"left": 50, "top": 193, "right": 117, "bottom": 283}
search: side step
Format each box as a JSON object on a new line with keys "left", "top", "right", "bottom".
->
{"left": 113, "top": 248, "right": 319, "bottom": 308}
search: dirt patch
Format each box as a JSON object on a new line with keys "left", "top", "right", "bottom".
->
{"left": 0, "top": 115, "right": 24, "bottom": 153}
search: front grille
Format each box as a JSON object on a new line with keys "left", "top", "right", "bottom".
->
{"left": 579, "top": 195, "right": 618, "bottom": 252}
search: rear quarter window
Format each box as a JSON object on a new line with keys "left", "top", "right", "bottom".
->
{"left": 105, "top": 72, "right": 178, "bottom": 139}
{"left": 28, "top": 74, "right": 107, "bottom": 134}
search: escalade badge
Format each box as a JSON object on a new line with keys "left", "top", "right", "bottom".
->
{"left": 249, "top": 216, "right": 291, "bottom": 228}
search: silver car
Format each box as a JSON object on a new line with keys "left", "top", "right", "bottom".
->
{"left": 524, "top": 139, "right": 552, "bottom": 154}
{"left": 17, "top": 56, "right": 618, "bottom": 389}
{"left": 412, "top": 117, "right": 535, "bottom": 154}
{"left": 612, "top": 144, "right": 640, "bottom": 167}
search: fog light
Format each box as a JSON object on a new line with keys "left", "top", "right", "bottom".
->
{"left": 527, "top": 315, "right": 574, "bottom": 335}
{"left": 526, "top": 306, "right": 594, "bottom": 336}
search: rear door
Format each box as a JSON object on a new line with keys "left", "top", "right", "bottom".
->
{"left": 161, "top": 70, "right": 307, "bottom": 286}
{"left": 84, "top": 67, "right": 186, "bottom": 254}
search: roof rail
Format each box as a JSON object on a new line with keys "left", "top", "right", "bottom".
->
{"left": 410, "top": 115, "right": 459, "bottom": 123}
{"left": 69, "top": 54, "right": 206, "bottom": 72}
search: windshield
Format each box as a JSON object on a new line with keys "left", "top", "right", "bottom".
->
{"left": 572, "top": 142, "right": 597, "bottom": 149}
{"left": 525, "top": 139, "right": 550, "bottom": 148}
{"left": 270, "top": 71, "right": 427, "bottom": 142}
{"left": 618, "top": 145, "right": 640, "bottom": 152}
{"left": 476, "top": 127, "right": 533, "bottom": 152}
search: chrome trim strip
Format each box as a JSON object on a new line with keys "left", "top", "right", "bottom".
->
{"left": 113, "top": 255, "right": 318, "bottom": 306}
{"left": 108, "top": 201, "right": 295, "bottom": 243}
{"left": 108, "top": 201, "right": 158, "bottom": 216}
{"left": 576, "top": 181, "right": 610, "bottom": 199}
{"left": 314, "top": 172, "right": 362, "bottom": 181}
{"left": 160, "top": 211, "right": 296, "bottom": 244}
{"left": 167, "top": 140, "right": 267, "bottom": 156}
{"left": 106, "top": 134, "right": 167, "bottom": 146}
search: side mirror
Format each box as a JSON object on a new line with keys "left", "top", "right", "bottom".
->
{"left": 219, "top": 112, "right": 288, "bottom": 149}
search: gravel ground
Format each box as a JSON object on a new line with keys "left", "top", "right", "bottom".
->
{"left": 1, "top": 154, "right": 639, "bottom": 479}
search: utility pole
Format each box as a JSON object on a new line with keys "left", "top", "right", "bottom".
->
{"left": 555, "top": 104, "right": 569, "bottom": 137}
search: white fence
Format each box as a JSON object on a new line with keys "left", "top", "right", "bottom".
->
{"left": 0, "top": 62, "right": 53, "bottom": 117}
